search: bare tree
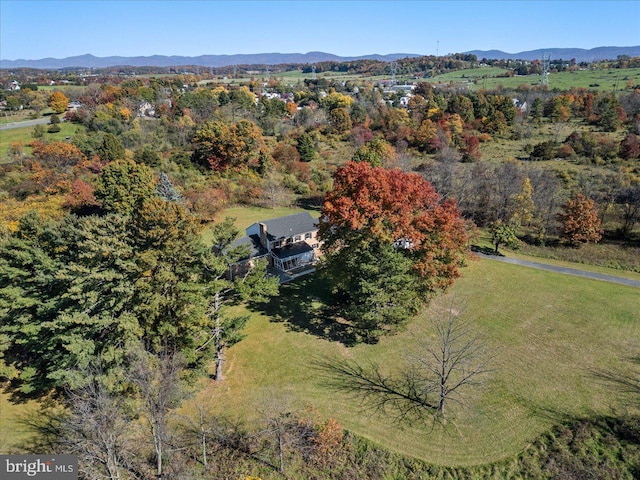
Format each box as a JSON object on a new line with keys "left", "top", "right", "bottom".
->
{"left": 176, "top": 401, "right": 249, "bottom": 476}
{"left": 318, "top": 295, "right": 491, "bottom": 424}
{"left": 129, "top": 348, "right": 185, "bottom": 480}
{"left": 59, "top": 378, "right": 134, "bottom": 480}
{"left": 410, "top": 296, "right": 491, "bottom": 420}
{"left": 255, "top": 390, "right": 314, "bottom": 474}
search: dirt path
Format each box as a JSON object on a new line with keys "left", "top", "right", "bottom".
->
{"left": 476, "top": 252, "right": 640, "bottom": 288}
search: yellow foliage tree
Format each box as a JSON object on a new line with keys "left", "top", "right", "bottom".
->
{"left": 48, "top": 91, "right": 69, "bottom": 114}
{"left": 1, "top": 195, "right": 66, "bottom": 232}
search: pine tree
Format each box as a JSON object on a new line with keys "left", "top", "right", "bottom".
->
{"left": 156, "top": 172, "right": 183, "bottom": 203}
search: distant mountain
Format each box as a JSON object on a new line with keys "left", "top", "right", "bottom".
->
{"left": 0, "top": 52, "right": 421, "bottom": 70}
{"left": 3, "top": 47, "right": 638, "bottom": 70}
{"left": 464, "top": 46, "right": 640, "bottom": 63}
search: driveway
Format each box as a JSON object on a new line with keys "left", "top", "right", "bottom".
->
{"left": 476, "top": 252, "right": 640, "bottom": 288}
{"left": 0, "top": 117, "right": 55, "bottom": 130}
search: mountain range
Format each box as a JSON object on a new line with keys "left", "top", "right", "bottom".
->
{"left": 0, "top": 52, "right": 419, "bottom": 70}
{"left": 1, "top": 47, "right": 638, "bottom": 70}
{"left": 466, "top": 46, "right": 640, "bottom": 63}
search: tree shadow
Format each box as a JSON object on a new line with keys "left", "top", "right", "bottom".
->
{"left": 246, "top": 274, "right": 358, "bottom": 346}
{"left": 470, "top": 244, "right": 504, "bottom": 256}
{"left": 589, "top": 355, "right": 640, "bottom": 409}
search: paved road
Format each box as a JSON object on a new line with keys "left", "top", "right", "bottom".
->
{"left": 476, "top": 252, "right": 640, "bottom": 288}
{"left": 0, "top": 117, "right": 54, "bottom": 130}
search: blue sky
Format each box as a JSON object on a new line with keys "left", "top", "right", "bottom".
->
{"left": 1, "top": 0, "right": 639, "bottom": 60}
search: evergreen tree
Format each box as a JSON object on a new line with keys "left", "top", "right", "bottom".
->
{"left": 98, "top": 133, "right": 125, "bottom": 162}
{"left": 296, "top": 132, "right": 317, "bottom": 162}
{"left": 0, "top": 201, "right": 279, "bottom": 396}
{"left": 156, "top": 172, "right": 182, "bottom": 203}
{"left": 94, "top": 158, "right": 156, "bottom": 215}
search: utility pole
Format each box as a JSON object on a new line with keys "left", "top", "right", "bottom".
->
{"left": 541, "top": 53, "right": 550, "bottom": 86}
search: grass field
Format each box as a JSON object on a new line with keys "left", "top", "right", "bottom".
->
{"left": 0, "top": 392, "right": 41, "bottom": 453}
{"left": 223, "top": 65, "right": 640, "bottom": 93}
{"left": 0, "top": 111, "right": 33, "bottom": 125}
{"left": 189, "top": 216, "right": 639, "bottom": 467}
{"left": 0, "top": 122, "right": 85, "bottom": 162}
{"left": 428, "top": 67, "right": 640, "bottom": 92}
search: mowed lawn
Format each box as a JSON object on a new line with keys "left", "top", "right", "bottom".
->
{"left": 195, "top": 255, "right": 640, "bottom": 467}
{"left": 0, "top": 122, "right": 85, "bottom": 162}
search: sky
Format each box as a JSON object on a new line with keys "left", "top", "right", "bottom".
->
{"left": 1, "top": 0, "right": 639, "bottom": 60}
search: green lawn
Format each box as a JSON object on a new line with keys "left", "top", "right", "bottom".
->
{"left": 0, "top": 391, "right": 41, "bottom": 453}
{"left": 428, "top": 67, "right": 640, "bottom": 92}
{"left": 193, "top": 256, "right": 639, "bottom": 467}
{"left": 0, "top": 122, "right": 85, "bottom": 162}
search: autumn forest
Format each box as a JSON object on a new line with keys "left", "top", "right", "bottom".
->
{"left": 1, "top": 53, "right": 639, "bottom": 479}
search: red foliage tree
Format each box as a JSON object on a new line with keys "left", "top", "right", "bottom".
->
{"left": 460, "top": 134, "right": 481, "bottom": 161}
{"left": 619, "top": 133, "right": 640, "bottom": 160}
{"left": 319, "top": 161, "right": 469, "bottom": 294}
{"left": 63, "top": 179, "right": 100, "bottom": 213}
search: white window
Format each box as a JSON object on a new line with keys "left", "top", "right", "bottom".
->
{"left": 294, "top": 235, "right": 301, "bottom": 242}
{"left": 305, "top": 232, "right": 312, "bottom": 240}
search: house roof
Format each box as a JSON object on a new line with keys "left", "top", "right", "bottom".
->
{"left": 272, "top": 241, "right": 314, "bottom": 259}
{"left": 229, "top": 234, "right": 267, "bottom": 261}
{"left": 258, "top": 212, "right": 317, "bottom": 241}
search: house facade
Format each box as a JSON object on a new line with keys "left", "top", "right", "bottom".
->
{"left": 228, "top": 212, "right": 321, "bottom": 281}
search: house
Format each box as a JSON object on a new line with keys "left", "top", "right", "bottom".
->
{"left": 227, "top": 212, "right": 321, "bottom": 282}
{"left": 137, "top": 101, "right": 156, "bottom": 117}
{"left": 513, "top": 98, "right": 528, "bottom": 113}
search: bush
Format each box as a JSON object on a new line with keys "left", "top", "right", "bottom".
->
{"left": 529, "top": 141, "right": 558, "bottom": 161}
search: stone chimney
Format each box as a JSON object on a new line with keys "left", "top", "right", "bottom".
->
{"left": 259, "top": 223, "right": 268, "bottom": 249}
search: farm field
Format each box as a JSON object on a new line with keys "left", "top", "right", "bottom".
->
{"left": 428, "top": 66, "right": 640, "bottom": 92}
{"left": 231, "top": 66, "right": 640, "bottom": 93}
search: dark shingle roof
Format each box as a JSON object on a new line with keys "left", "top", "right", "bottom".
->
{"left": 272, "top": 242, "right": 314, "bottom": 259}
{"left": 229, "top": 234, "right": 267, "bottom": 261}
{"left": 261, "top": 212, "right": 317, "bottom": 241}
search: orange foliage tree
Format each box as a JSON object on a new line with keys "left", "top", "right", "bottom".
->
{"left": 558, "top": 194, "right": 603, "bottom": 247}
{"left": 32, "top": 141, "right": 86, "bottom": 170}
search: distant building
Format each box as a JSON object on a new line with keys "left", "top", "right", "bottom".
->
{"left": 513, "top": 98, "right": 528, "bottom": 113}
{"left": 137, "top": 101, "right": 156, "bottom": 117}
